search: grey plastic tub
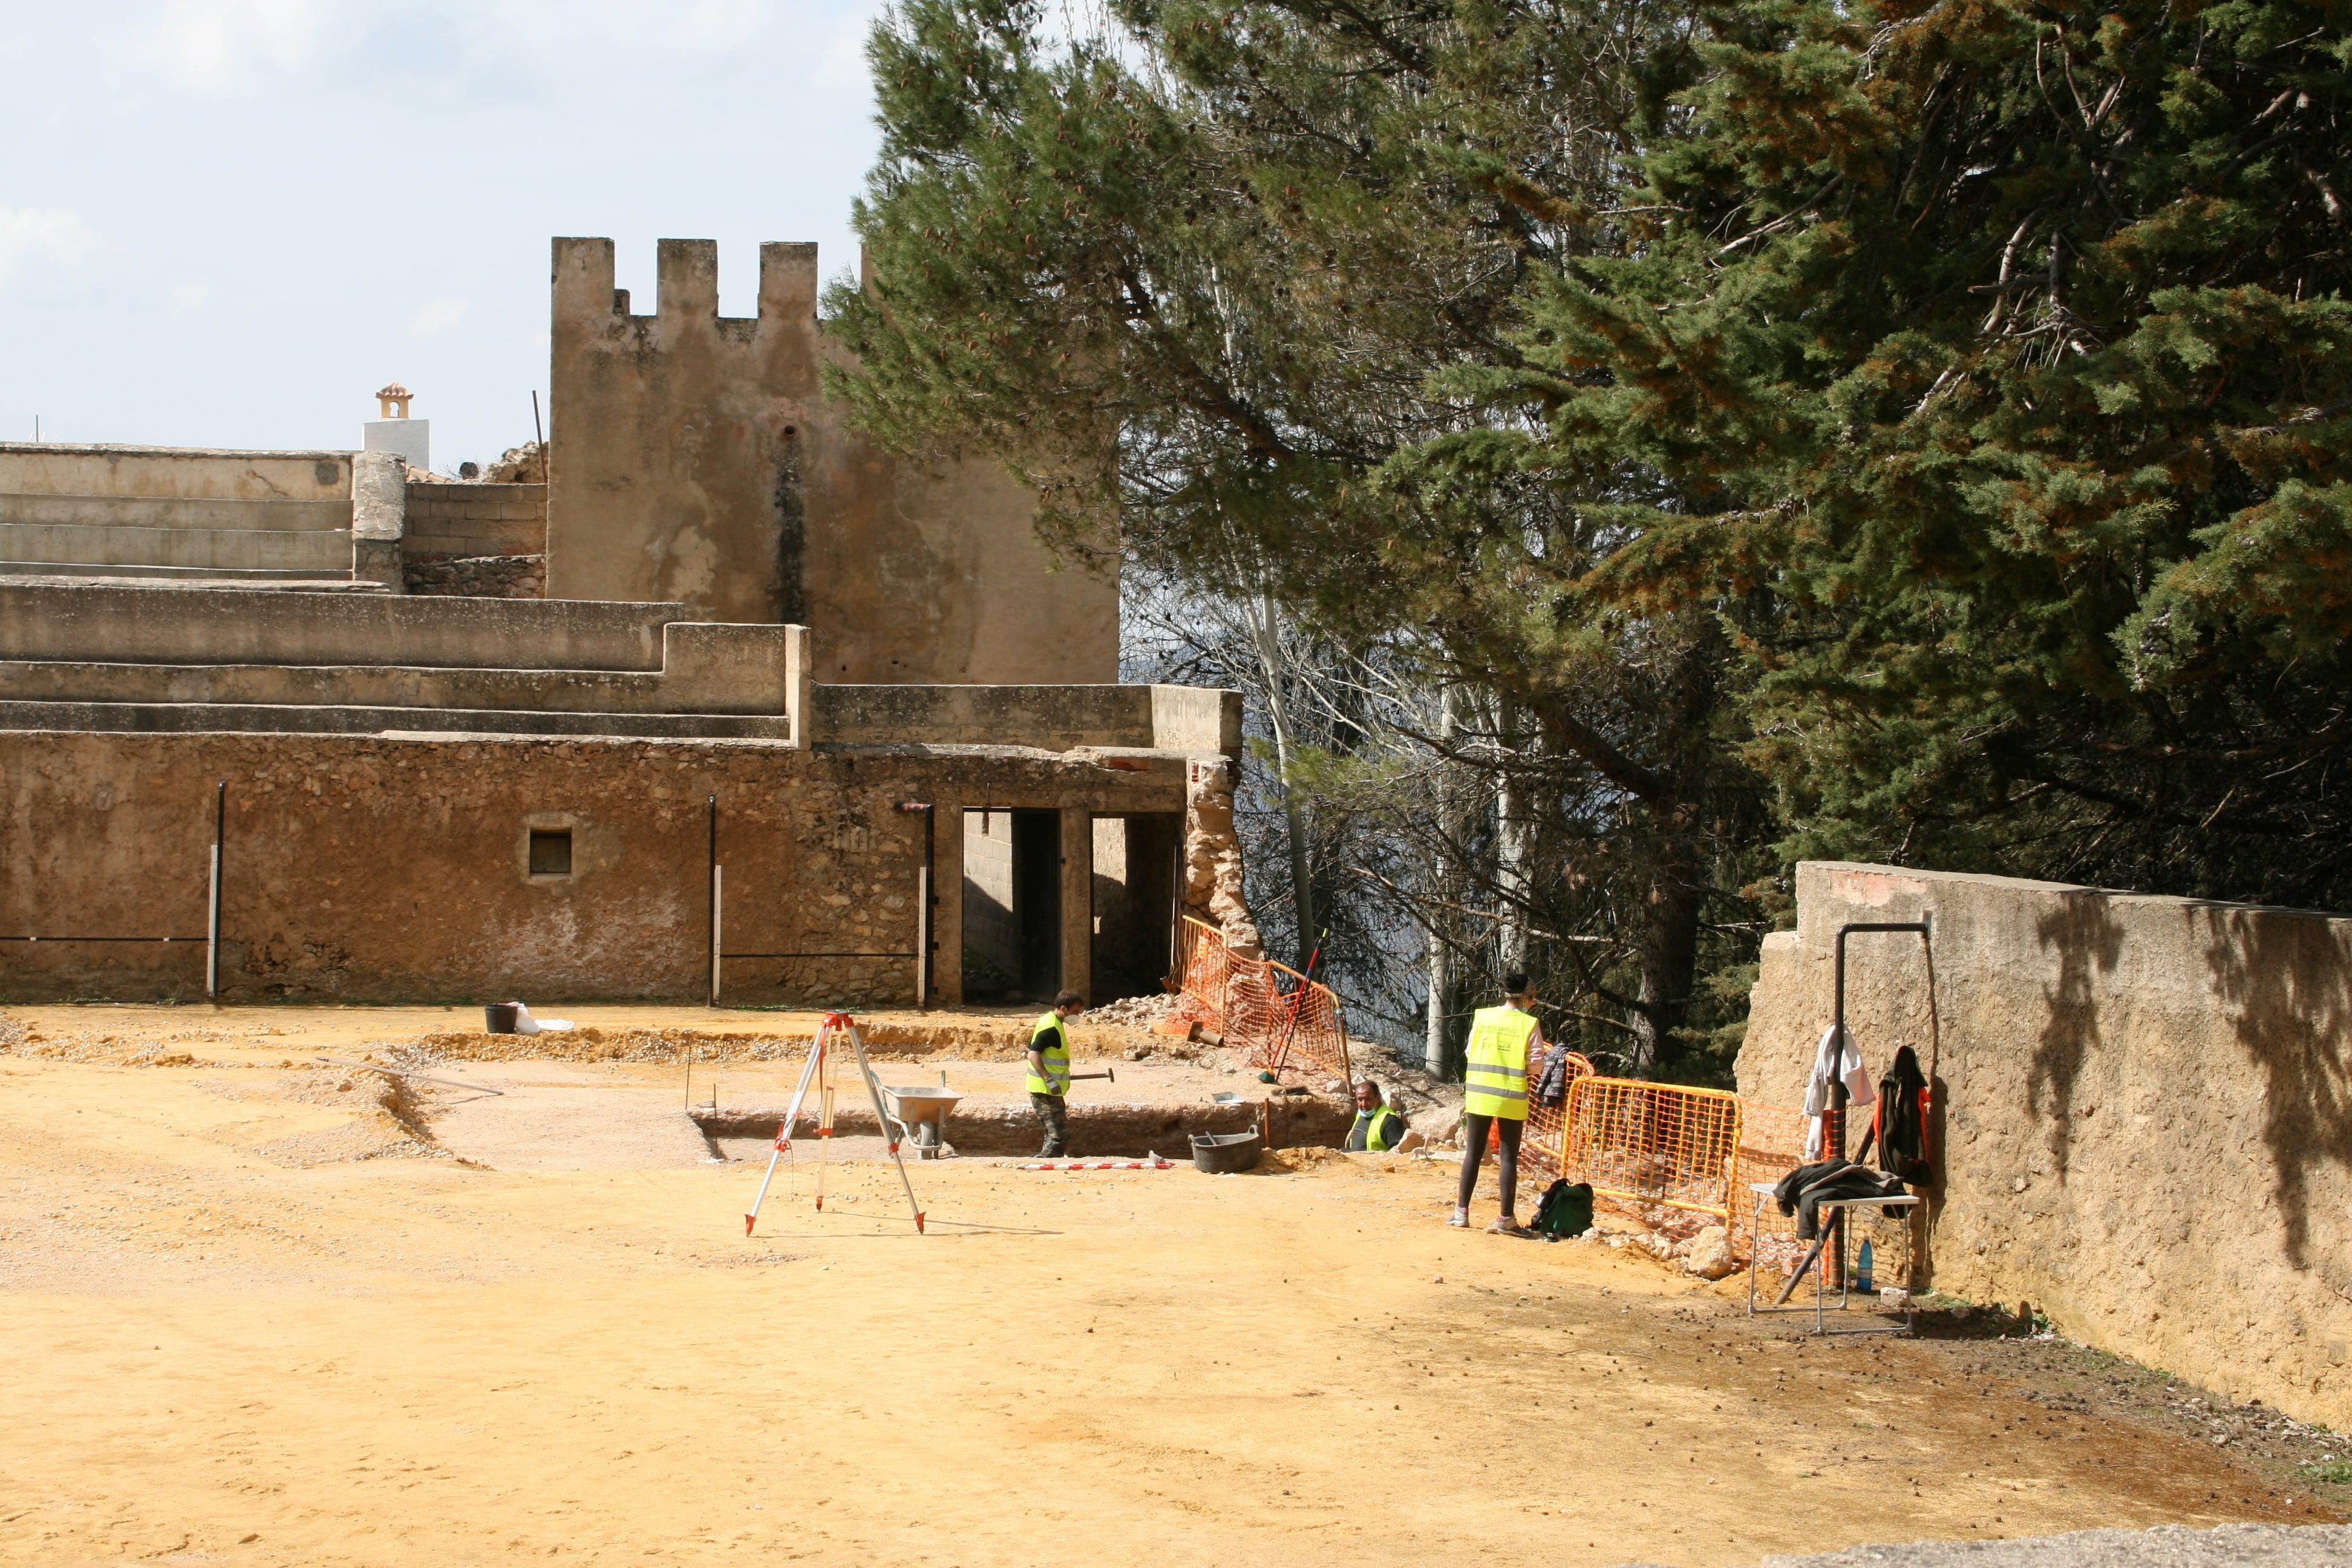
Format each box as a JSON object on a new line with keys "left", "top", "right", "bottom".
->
{"left": 1191, "top": 1130, "right": 1262, "bottom": 1174}
{"left": 483, "top": 1003, "right": 518, "bottom": 1034}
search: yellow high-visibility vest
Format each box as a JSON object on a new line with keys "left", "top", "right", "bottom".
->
{"left": 1351, "top": 1104, "right": 1403, "bottom": 1152}
{"left": 1025, "top": 1010, "right": 1070, "bottom": 1096}
{"left": 1463, "top": 1005, "right": 1537, "bottom": 1120}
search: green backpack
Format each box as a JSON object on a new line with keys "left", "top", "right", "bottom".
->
{"left": 1533, "top": 1179, "right": 1595, "bottom": 1240}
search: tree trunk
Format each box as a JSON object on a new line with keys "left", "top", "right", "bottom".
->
{"left": 1426, "top": 685, "right": 1468, "bottom": 1079}
{"left": 1495, "top": 699, "right": 1531, "bottom": 978}
{"left": 1627, "top": 840, "right": 1704, "bottom": 1076}
{"left": 1248, "top": 588, "right": 1316, "bottom": 969}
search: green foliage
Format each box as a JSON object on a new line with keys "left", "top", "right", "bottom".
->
{"left": 831, "top": 0, "right": 2352, "bottom": 1076}
{"left": 1465, "top": 0, "right": 2352, "bottom": 903}
{"left": 834, "top": 0, "right": 1773, "bottom": 1075}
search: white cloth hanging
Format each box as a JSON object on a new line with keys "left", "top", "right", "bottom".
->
{"left": 1802, "top": 1024, "right": 1875, "bottom": 1159}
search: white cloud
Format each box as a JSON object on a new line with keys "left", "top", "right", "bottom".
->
{"left": 0, "top": 208, "right": 114, "bottom": 295}
{"left": 128, "top": 0, "right": 333, "bottom": 93}
{"left": 167, "top": 281, "right": 213, "bottom": 316}
{"left": 407, "top": 297, "right": 469, "bottom": 338}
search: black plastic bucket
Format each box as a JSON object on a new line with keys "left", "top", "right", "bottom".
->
{"left": 483, "top": 1002, "right": 519, "bottom": 1034}
{"left": 1191, "top": 1130, "right": 1261, "bottom": 1174}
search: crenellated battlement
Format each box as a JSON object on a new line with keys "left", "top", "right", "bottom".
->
{"left": 544, "top": 232, "right": 1116, "bottom": 675}
{"left": 550, "top": 237, "right": 819, "bottom": 333}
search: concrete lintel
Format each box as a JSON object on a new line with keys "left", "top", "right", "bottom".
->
{"left": 1149, "top": 684, "right": 1244, "bottom": 757}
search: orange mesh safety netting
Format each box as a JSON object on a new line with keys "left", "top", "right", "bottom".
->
{"left": 1168, "top": 916, "right": 1234, "bottom": 1038}
{"left": 1728, "top": 1102, "right": 1815, "bottom": 1275}
{"left": 1560, "top": 1076, "right": 1743, "bottom": 1220}
{"left": 1517, "top": 1050, "right": 1595, "bottom": 1180}
{"left": 1168, "top": 916, "right": 1351, "bottom": 1082}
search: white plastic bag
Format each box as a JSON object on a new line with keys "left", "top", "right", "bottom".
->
{"left": 508, "top": 1002, "right": 573, "bottom": 1035}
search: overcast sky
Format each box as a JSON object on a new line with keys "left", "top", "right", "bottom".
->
{"left": 1, "top": 0, "right": 892, "bottom": 469}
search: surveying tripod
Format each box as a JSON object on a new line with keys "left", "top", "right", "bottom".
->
{"left": 743, "top": 1011, "right": 926, "bottom": 1235}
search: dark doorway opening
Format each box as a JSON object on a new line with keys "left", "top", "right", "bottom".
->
{"left": 962, "top": 808, "right": 1063, "bottom": 1002}
{"left": 1091, "top": 812, "right": 1181, "bottom": 1003}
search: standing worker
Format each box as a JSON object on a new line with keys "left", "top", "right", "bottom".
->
{"left": 1452, "top": 971, "right": 1544, "bottom": 1233}
{"left": 1027, "top": 989, "right": 1085, "bottom": 1158}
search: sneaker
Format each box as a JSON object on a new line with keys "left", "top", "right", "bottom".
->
{"left": 1448, "top": 1207, "right": 1470, "bottom": 1228}
{"left": 1489, "top": 1216, "right": 1528, "bottom": 1236}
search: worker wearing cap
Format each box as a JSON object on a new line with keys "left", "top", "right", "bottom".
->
{"left": 1026, "top": 989, "right": 1084, "bottom": 1158}
{"left": 1345, "top": 1079, "right": 1408, "bottom": 1152}
{"left": 1453, "top": 971, "right": 1542, "bottom": 1233}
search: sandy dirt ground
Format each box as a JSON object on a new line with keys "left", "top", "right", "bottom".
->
{"left": 1, "top": 1004, "right": 2342, "bottom": 1568}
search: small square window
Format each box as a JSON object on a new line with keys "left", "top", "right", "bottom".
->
{"left": 528, "top": 829, "right": 573, "bottom": 877}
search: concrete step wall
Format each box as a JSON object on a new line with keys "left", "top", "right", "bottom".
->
{"left": 0, "top": 583, "right": 688, "bottom": 671}
{"left": 0, "top": 495, "right": 354, "bottom": 530}
{"left": 0, "top": 521, "right": 353, "bottom": 573}
{"left": 0, "top": 699, "right": 794, "bottom": 739}
{"left": 0, "top": 622, "right": 792, "bottom": 717}
{"left": 0, "top": 446, "right": 359, "bottom": 583}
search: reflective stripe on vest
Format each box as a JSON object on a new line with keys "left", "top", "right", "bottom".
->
{"left": 1025, "top": 1010, "right": 1070, "bottom": 1096}
{"left": 1463, "top": 1005, "right": 1537, "bottom": 1120}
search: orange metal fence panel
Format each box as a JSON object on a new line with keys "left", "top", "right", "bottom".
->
{"left": 1263, "top": 958, "right": 1352, "bottom": 1082}
{"left": 1519, "top": 1051, "right": 1595, "bottom": 1179}
{"left": 1560, "top": 1076, "right": 1742, "bottom": 1220}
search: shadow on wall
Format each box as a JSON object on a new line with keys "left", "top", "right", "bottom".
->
{"left": 2200, "top": 905, "right": 2352, "bottom": 1275}
{"left": 2030, "top": 891, "right": 2126, "bottom": 1185}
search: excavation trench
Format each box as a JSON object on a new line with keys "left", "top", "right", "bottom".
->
{"left": 693, "top": 1090, "right": 1353, "bottom": 1159}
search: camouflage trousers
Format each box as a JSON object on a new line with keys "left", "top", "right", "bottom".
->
{"left": 1031, "top": 1092, "right": 1069, "bottom": 1157}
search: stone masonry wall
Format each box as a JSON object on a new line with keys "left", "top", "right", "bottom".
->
{"left": 402, "top": 555, "right": 546, "bottom": 598}
{"left": 0, "top": 731, "right": 1183, "bottom": 1007}
{"left": 1183, "top": 757, "right": 1261, "bottom": 958}
{"left": 401, "top": 480, "right": 546, "bottom": 599}
{"left": 402, "top": 482, "right": 546, "bottom": 559}
{"left": 1740, "top": 861, "right": 2352, "bottom": 1429}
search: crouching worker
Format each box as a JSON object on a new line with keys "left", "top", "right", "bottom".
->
{"left": 1027, "top": 990, "right": 1085, "bottom": 1158}
{"left": 1453, "top": 972, "right": 1542, "bottom": 1233}
{"left": 1345, "top": 1080, "right": 1421, "bottom": 1154}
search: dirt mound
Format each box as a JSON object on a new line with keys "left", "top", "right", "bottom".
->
{"left": 1261, "top": 1145, "right": 1351, "bottom": 1172}
{"left": 1086, "top": 992, "right": 1178, "bottom": 1028}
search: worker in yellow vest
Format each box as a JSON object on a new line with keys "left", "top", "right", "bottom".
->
{"left": 1026, "top": 988, "right": 1085, "bottom": 1157}
{"left": 1452, "top": 972, "right": 1545, "bottom": 1233}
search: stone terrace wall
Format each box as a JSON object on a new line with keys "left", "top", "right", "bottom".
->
{"left": 1740, "top": 861, "right": 2352, "bottom": 1428}
{"left": 0, "top": 731, "right": 1185, "bottom": 1007}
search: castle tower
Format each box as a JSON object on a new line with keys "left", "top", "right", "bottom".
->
{"left": 543, "top": 237, "right": 1116, "bottom": 683}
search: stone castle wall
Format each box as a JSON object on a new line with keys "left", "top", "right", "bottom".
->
{"left": 1740, "top": 861, "right": 2352, "bottom": 1429}
{"left": 0, "top": 730, "right": 1198, "bottom": 1008}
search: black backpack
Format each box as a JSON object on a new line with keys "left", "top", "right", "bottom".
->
{"left": 1533, "top": 1179, "right": 1595, "bottom": 1239}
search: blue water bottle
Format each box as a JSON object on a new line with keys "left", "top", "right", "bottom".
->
{"left": 1857, "top": 1238, "right": 1875, "bottom": 1293}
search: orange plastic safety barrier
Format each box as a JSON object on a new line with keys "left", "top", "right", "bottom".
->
{"left": 1168, "top": 916, "right": 1351, "bottom": 1082}
{"left": 1560, "top": 1075, "right": 1743, "bottom": 1220}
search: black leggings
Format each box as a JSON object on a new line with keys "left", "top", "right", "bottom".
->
{"left": 1457, "top": 1113, "right": 1523, "bottom": 1215}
